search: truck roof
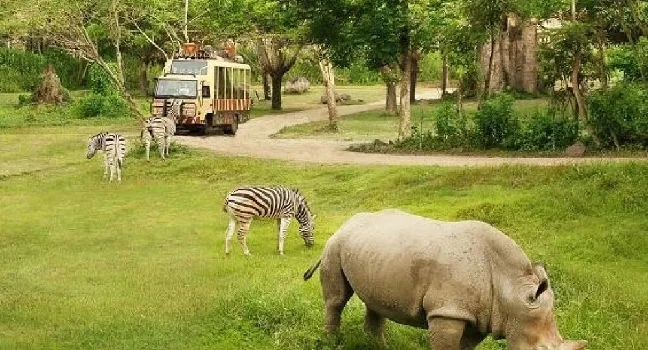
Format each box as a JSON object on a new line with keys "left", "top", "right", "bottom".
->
{"left": 171, "top": 58, "right": 251, "bottom": 70}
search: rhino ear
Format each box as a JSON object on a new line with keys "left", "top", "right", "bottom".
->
{"left": 558, "top": 340, "right": 588, "bottom": 350}
{"left": 532, "top": 262, "right": 550, "bottom": 300}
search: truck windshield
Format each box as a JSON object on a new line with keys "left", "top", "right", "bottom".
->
{"left": 155, "top": 80, "right": 197, "bottom": 98}
{"left": 171, "top": 60, "right": 208, "bottom": 75}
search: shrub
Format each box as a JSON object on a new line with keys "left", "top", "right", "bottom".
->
{"left": 473, "top": 93, "right": 520, "bottom": 149}
{"left": 517, "top": 110, "right": 579, "bottom": 151}
{"left": 0, "top": 48, "right": 86, "bottom": 92}
{"left": 74, "top": 93, "right": 130, "bottom": 118}
{"left": 434, "top": 102, "right": 467, "bottom": 148}
{"left": 587, "top": 84, "right": 648, "bottom": 149}
{"left": 88, "top": 64, "right": 116, "bottom": 95}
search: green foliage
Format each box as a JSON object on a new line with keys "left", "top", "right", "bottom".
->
{"left": 587, "top": 84, "right": 648, "bottom": 149}
{"left": 473, "top": 93, "right": 519, "bottom": 149}
{"left": 0, "top": 49, "right": 47, "bottom": 92}
{"left": 418, "top": 52, "right": 443, "bottom": 82}
{"left": 88, "top": 64, "right": 116, "bottom": 95}
{"left": 608, "top": 40, "right": 648, "bottom": 83}
{"left": 434, "top": 102, "right": 467, "bottom": 146}
{"left": 74, "top": 93, "right": 131, "bottom": 119}
{"left": 517, "top": 110, "right": 579, "bottom": 151}
{"left": 0, "top": 48, "right": 86, "bottom": 92}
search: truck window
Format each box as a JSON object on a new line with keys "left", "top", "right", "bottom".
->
{"left": 171, "top": 60, "right": 208, "bottom": 75}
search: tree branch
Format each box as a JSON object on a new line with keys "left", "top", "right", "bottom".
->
{"left": 129, "top": 19, "right": 170, "bottom": 60}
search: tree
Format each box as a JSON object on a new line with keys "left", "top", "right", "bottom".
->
{"left": 318, "top": 50, "right": 339, "bottom": 130}
{"left": 200, "top": 0, "right": 306, "bottom": 110}
{"left": 7, "top": 0, "right": 146, "bottom": 117}
{"left": 296, "top": 0, "right": 448, "bottom": 138}
{"left": 462, "top": 0, "right": 517, "bottom": 98}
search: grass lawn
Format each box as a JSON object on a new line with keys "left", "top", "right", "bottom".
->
{"left": 249, "top": 85, "right": 385, "bottom": 119}
{"left": 0, "top": 85, "right": 386, "bottom": 127}
{"left": 0, "top": 100, "right": 647, "bottom": 349}
{"left": 274, "top": 98, "right": 550, "bottom": 141}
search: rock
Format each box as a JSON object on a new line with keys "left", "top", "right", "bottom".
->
{"left": 564, "top": 141, "right": 586, "bottom": 157}
{"left": 284, "top": 77, "right": 310, "bottom": 94}
{"left": 320, "top": 92, "right": 353, "bottom": 104}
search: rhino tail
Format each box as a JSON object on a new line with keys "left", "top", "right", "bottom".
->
{"left": 303, "top": 258, "right": 322, "bottom": 281}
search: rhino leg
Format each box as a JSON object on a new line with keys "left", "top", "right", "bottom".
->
{"left": 459, "top": 323, "right": 485, "bottom": 350}
{"left": 427, "top": 317, "right": 466, "bottom": 350}
{"left": 320, "top": 258, "right": 354, "bottom": 334}
{"left": 364, "top": 307, "right": 386, "bottom": 345}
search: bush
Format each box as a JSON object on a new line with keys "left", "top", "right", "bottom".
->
{"left": 74, "top": 93, "right": 130, "bottom": 118}
{"left": 434, "top": 102, "right": 467, "bottom": 148}
{"left": 473, "top": 93, "right": 520, "bottom": 149}
{"left": 0, "top": 48, "right": 86, "bottom": 92}
{"left": 517, "top": 110, "right": 579, "bottom": 151}
{"left": 587, "top": 84, "right": 648, "bottom": 149}
{"left": 88, "top": 64, "right": 116, "bottom": 95}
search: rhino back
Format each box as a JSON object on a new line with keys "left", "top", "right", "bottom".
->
{"left": 332, "top": 209, "right": 532, "bottom": 330}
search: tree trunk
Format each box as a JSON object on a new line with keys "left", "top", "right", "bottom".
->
{"left": 271, "top": 73, "right": 284, "bottom": 110}
{"left": 441, "top": 53, "right": 448, "bottom": 95}
{"left": 262, "top": 73, "right": 271, "bottom": 100}
{"left": 139, "top": 58, "right": 149, "bottom": 96}
{"left": 319, "top": 58, "right": 339, "bottom": 131}
{"left": 399, "top": 51, "right": 412, "bottom": 138}
{"left": 386, "top": 81, "right": 397, "bottom": 115}
{"left": 485, "top": 32, "right": 496, "bottom": 98}
{"left": 410, "top": 55, "right": 418, "bottom": 104}
{"left": 572, "top": 50, "right": 587, "bottom": 120}
{"left": 597, "top": 33, "right": 608, "bottom": 90}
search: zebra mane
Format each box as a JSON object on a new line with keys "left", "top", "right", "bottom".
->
{"left": 292, "top": 188, "right": 312, "bottom": 216}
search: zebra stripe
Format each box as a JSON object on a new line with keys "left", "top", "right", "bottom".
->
{"left": 142, "top": 99, "right": 179, "bottom": 160}
{"left": 86, "top": 132, "right": 127, "bottom": 182}
{"left": 223, "top": 186, "right": 316, "bottom": 256}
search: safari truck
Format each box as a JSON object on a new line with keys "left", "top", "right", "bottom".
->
{"left": 150, "top": 42, "right": 252, "bottom": 135}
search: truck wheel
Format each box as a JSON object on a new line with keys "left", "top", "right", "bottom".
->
{"left": 204, "top": 114, "right": 214, "bottom": 136}
{"left": 229, "top": 116, "right": 239, "bottom": 135}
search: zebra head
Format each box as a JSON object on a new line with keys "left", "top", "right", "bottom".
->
{"left": 169, "top": 99, "right": 182, "bottom": 122}
{"left": 86, "top": 133, "right": 104, "bottom": 159}
{"left": 296, "top": 196, "right": 316, "bottom": 247}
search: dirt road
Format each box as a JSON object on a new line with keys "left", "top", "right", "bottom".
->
{"left": 176, "top": 89, "right": 643, "bottom": 167}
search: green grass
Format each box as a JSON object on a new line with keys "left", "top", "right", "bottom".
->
{"left": 250, "top": 85, "right": 386, "bottom": 119}
{"left": 275, "top": 98, "right": 550, "bottom": 141}
{"left": 0, "top": 102, "right": 647, "bottom": 349}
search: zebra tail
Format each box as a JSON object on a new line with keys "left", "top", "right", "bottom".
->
{"left": 303, "top": 258, "right": 322, "bottom": 281}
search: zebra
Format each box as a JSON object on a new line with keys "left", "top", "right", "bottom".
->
{"left": 223, "top": 186, "right": 316, "bottom": 256}
{"left": 86, "top": 132, "right": 127, "bottom": 182}
{"left": 141, "top": 99, "right": 180, "bottom": 160}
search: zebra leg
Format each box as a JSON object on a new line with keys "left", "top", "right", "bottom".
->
{"left": 278, "top": 217, "right": 291, "bottom": 255}
{"left": 156, "top": 135, "right": 165, "bottom": 160}
{"left": 225, "top": 217, "right": 237, "bottom": 255}
{"left": 103, "top": 153, "right": 109, "bottom": 179}
{"left": 144, "top": 137, "right": 151, "bottom": 161}
{"left": 108, "top": 159, "right": 115, "bottom": 182}
{"left": 165, "top": 135, "right": 172, "bottom": 156}
{"left": 237, "top": 219, "right": 253, "bottom": 256}
{"left": 116, "top": 158, "right": 122, "bottom": 182}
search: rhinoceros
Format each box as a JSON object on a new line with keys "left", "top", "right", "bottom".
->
{"left": 303, "top": 209, "right": 587, "bottom": 350}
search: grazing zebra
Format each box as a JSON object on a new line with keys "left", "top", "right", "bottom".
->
{"left": 141, "top": 99, "right": 179, "bottom": 160}
{"left": 86, "top": 132, "right": 127, "bottom": 182}
{"left": 223, "top": 186, "right": 316, "bottom": 256}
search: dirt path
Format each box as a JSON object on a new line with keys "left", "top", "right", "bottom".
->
{"left": 176, "top": 89, "right": 643, "bottom": 167}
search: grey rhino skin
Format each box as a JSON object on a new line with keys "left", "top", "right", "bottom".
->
{"left": 304, "top": 209, "right": 587, "bottom": 350}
